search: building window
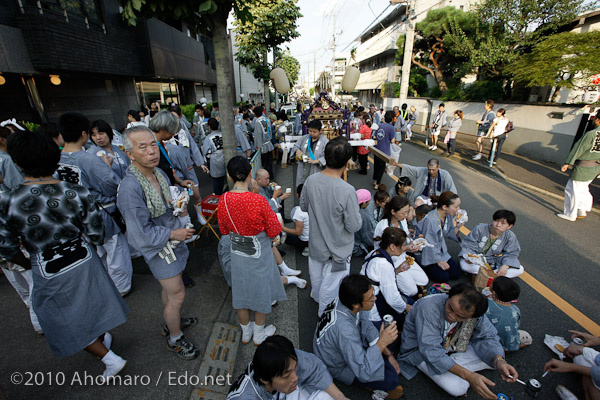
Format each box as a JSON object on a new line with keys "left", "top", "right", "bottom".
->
{"left": 40, "top": 0, "right": 103, "bottom": 22}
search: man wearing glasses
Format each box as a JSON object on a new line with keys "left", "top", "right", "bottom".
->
{"left": 397, "top": 283, "right": 520, "bottom": 400}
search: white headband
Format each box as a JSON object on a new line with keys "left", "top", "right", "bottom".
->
{"left": 0, "top": 118, "right": 25, "bottom": 131}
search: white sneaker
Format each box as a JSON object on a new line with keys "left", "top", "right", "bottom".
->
{"left": 431, "top": 146, "right": 437, "bottom": 150}
{"left": 556, "top": 213, "right": 576, "bottom": 222}
{"left": 241, "top": 322, "right": 254, "bottom": 344}
{"left": 428, "top": 145, "right": 434, "bottom": 150}
{"left": 253, "top": 324, "right": 276, "bottom": 346}
{"left": 101, "top": 351, "right": 127, "bottom": 381}
{"left": 473, "top": 154, "right": 482, "bottom": 160}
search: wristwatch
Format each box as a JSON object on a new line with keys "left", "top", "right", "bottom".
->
{"left": 493, "top": 355, "right": 506, "bottom": 368}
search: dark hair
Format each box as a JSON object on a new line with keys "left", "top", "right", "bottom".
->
{"left": 195, "top": 104, "right": 203, "bottom": 111}
{"left": 227, "top": 156, "right": 252, "bottom": 183}
{"left": 415, "top": 204, "right": 432, "bottom": 217}
{"left": 128, "top": 109, "right": 141, "bottom": 121}
{"left": 455, "top": 110, "right": 463, "bottom": 120}
{"left": 169, "top": 104, "right": 183, "bottom": 117}
{"left": 492, "top": 277, "right": 520, "bottom": 302}
{"left": 307, "top": 119, "right": 322, "bottom": 130}
{"left": 139, "top": 108, "right": 148, "bottom": 117}
{"left": 395, "top": 177, "right": 412, "bottom": 195}
{"left": 374, "top": 183, "right": 390, "bottom": 204}
{"left": 58, "top": 112, "right": 90, "bottom": 143}
{"left": 384, "top": 110, "right": 395, "bottom": 123}
{"left": 90, "top": 120, "right": 114, "bottom": 143}
{"left": 377, "top": 227, "right": 407, "bottom": 250}
{"left": 439, "top": 103, "right": 445, "bottom": 108}
{"left": 383, "top": 195, "right": 410, "bottom": 220}
{"left": 497, "top": 108, "right": 506, "bottom": 116}
{"left": 339, "top": 274, "right": 372, "bottom": 310}
{"left": 296, "top": 183, "right": 304, "bottom": 196}
{"left": 277, "top": 111, "right": 288, "bottom": 122}
{"left": 492, "top": 209, "right": 516, "bottom": 226}
{"left": 35, "top": 123, "right": 60, "bottom": 140}
{"left": 0, "top": 126, "right": 12, "bottom": 140}
{"left": 296, "top": 104, "right": 302, "bottom": 113}
{"left": 254, "top": 106, "right": 263, "bottom": 116}
{"left": 431, "top": 191, "right": 459, "bottom": 210}
{"left": 324, "top": 136, "right": 352, "bottom": 169}
{"left": 448, "top": 282, "right": 488, "bottom": 318}
{"left": 401, "top": 103, "right": 407, "bottom": 110}
{"left": 252, "top": 335, "right": 298, "bottom": 385}
{"left": 486, "top": 99, "right": 495, "bottom": 109}
{"left": 208, "top": 118, "right": 219, "bottom": 131}
{"left": 8, "top": 129, "right": 60, "bottom": 177}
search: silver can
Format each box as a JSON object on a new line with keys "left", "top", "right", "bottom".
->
{"left": 571, "top": 337, "right": 584, "bottom": 346}
{"left": 383, "top": 315, "right": 393, "bottom": 328}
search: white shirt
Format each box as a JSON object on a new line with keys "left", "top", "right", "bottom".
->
{"left": 291, "top": 206, "right": 309, "bottom": 241}
{"left": 126, "top": 121, "right": 147, "bottom": 129}
{"left": 361, "top": 253, "right": 407, "bottom": 321}
{"left": 492, "top": 117, "right": 509, "bottom": 137}
{"left": 373, "top": 218, "right": 409, "bottom": 249}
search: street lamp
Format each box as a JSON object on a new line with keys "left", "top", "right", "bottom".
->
{"left": 240, "top": 93, "right": 245, "bottom": 103}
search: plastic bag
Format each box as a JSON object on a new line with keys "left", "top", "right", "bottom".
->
{"left": 385, "top": 143, "right": 402, "bottom": 177}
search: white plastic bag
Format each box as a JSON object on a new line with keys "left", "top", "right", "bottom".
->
{"left": 385, "top": 143, "right": 402, "bottom": 177}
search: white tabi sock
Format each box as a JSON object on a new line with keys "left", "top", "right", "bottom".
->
{"left": 285, "top": 276, "right": 307, "bottom": 289}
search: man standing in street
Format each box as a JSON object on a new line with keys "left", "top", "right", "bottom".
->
{"left": 473, "top": 100, "right": 496, "bottom": 160}
{"left": 300, "top": 137, "right": 362, "bottom": 316}
{"left": 557, "top": 111, "right": 600, "bottom": 221}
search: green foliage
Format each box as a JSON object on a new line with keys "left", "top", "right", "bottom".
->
{"left": 277, "top": 50, "right": 301, "bottom": 87}
{"left": 409, "top": 7, "right": 478, "bottom": 92}
{"left": 394, "top": 36, "right": 405, "bottom": 66}
{"left": 381, "top": 82, "right": 401, "bottom": 98}
{"left": 234, "top": 0, "right": 302, "bottom": 81}
{"left": 180, "top": 104, "right": 196, "bottom": 122}
{"left": 509, "top": 31, "right": 600, "bottom": 92}
{"left": 427, "top": 86, "right": 442, "bottom": 98}
{"left": 440, "top": 85, "right": 463, "bottom": 101}
{"left": 309, "top": 88, "right": 314, "bottom": 96}
{"left": 462, "top": 81, "right": 504, "bottom": 101}
{"left": 408, "top": 67, "right": 428, "bottom": 97}
{"left": 21, "top": 121, "right": 40, "bottom": 132}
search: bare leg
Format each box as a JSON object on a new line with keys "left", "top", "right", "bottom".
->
{"left": 158, "top": 273, "right": 186, "bottom": 337}
{"left": 255, "top": 312, "right": 267, "bottom": 326}
{"left": 281, "top": 276, "right": 288, "bottom": 285}
{"left": 85, "top": 338, "right": 109, "bottom": 358}
{"left": 476, "top": 137, "right": 483, "bottom": 154}
{"left": 237, "top": 309, "right": 250, "bottom": 325}
{"left": 272, "top": 247, "right": 283, "bottom": 265}
{"left": 582, "top": 375, "right": 600, "bottom": 400}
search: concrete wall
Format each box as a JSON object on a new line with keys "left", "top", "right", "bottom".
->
{"left": 383, "top": 98, "right": 593, "bottom": 164}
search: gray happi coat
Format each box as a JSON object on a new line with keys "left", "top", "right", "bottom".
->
{"left": 415, "top": 209, "right": 459, "bottom": 266}
{"left": 254, "top": 116, "right": 275, "bottom": 153}
{"left": 313, "top": 299, "right": 384, "bottom": 385}
{"left": 292, "top": 134, "right": 328, "bottom": 186}
{"left": 459, "top": 223, "right": 521, "bottom": 268}
{"left": 400, "top": 164, "right": 457, "bottom": 205}
{"left": 399, "top": 294, "right": 504, "bottom": 379}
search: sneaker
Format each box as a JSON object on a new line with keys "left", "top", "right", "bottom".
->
{"left": 302, "top": 248, "right": 309, "bottom": 257}
{"left": 556, "top": 213, "right": 576, "bottom": 222}
{"left": 431, "top": 146, "right": 437, "bottom": 150}
{"left": 492, "top": 161, "right": 497, "bottom": 165}
{"left": 253, "top": 324, "right": 276, "bottom": 346}
{"left": 473, "top": 154, "right": 482, "bottom": 160}
{"left": 428, "top": 145, "right": 434, "bottom": 150}
{"left": 167, "top": 335, "right": 200, "bottom": 360}
{"left": 161, "top": 317, "right": 198, "bottom": 337}
{"left": 577, "top": 210, "right": 587, "bottom": 219}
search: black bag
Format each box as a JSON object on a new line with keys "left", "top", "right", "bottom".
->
{"left": 110, "top": 208, "right": 127, "bottom": 234}
{"left": 505, "top": 121, "right": 514, "bottom": 133}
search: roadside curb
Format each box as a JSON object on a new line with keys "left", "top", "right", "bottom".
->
{"left": 405, "top": 132, "right": 600, "bottom": 216}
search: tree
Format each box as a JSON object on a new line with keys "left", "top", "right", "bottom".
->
{"left": 234, "top": 0, "right": 301, "bottom": 111}
{"left": 509, "top": 31, "right": 600, "bottom": 102}
{"left": 277, "top": 50, "right": 301, "bottom": 88}
{"left": 409, "top": 7, "right": 478, "bottom": 92}
{"left": 120, "top": 0, "right": 250, "bottom": 174}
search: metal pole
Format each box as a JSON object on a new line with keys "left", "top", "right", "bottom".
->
{"left": 399, "top": 0, "right": 415, "bottom": 104}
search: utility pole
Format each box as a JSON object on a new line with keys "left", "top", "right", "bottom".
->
{"left": 332, "top": 14, "right": 336, "bottom": 100}
{"left": 313, "top": 52, "right": 316, "bottom": 95}
{"left": 399, "top": 0, "right": 416, "bottom": 104}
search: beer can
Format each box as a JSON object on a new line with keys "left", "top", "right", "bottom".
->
{"left": 383, "top": 315, "right": 393, "bottom": 328}
{"left": 571, "top": 337, "right": 584, "bottom": 346}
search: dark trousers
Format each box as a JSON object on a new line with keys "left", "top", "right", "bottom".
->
{"left": 285, "top": 234, "right": 308, "bottom": 250}
{"left": 422, "top": 257, "right": 461, "bottom": 283}
{"left": 358, "top": 153, "right": 368, "bottom": 173}
{"left": 213, "top": 176, "right": 226, "bottom": 195}
{"left": 448, "top": 138, "right": 456, "bottom": 155}
{"left": 353, "top": 356, "right": 399, "bottom": 391}
{"left": 373, "top": 156, "right": 386, "bottom": 184}
{"left": 261, "top": 152, "right": 275, "bottom": 179}
{"left": 489, "top": 134, "right": 506, "bottom": 162}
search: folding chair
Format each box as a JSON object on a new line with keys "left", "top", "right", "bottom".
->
{"left": 194, "top": 202, "right": 220, "bottom": 243}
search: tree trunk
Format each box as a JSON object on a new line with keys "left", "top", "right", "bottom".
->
{"left": 212, "top": 17, "right": 237, "bottom": 179}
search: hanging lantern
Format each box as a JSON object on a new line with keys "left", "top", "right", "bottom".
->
{"left": 341, "top": 66, "right": 360, "bottom": 92}
{"left": 270, "top": 68, "right": 290, "bottom": 94}
{"left": 0, "top": 73, "right": 5, "bottom": 85}
{"left": 49, "top": 75, "right": 62, "bottom": 85}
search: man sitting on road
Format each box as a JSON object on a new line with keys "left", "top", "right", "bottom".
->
{"left": 398, "top": 283, "right": 519, "bottom": 399}
{"left": 394, "top": 158, "right": 457, "bottom": 206}
{"left": 459, "top": 209, "right": 524, "bottom": 278}
{"left": 228, "top": 335, "right": 349, "bottom": 400}
{"left": 255, "top": 168, "right": 292, "bottom": 217}
{"left": 314, "top": 275, "right": 404, "bottom": 400}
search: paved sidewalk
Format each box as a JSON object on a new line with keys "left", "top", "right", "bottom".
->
{"left": 408, "top": 126, "right": 600, "bottom": 213}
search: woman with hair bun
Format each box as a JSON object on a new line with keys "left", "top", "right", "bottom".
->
{"left": 415, "top": 191, "right": 463, "bottom": 283}
{"left": 217, "top": 156, "right": 287, "bottom": 346}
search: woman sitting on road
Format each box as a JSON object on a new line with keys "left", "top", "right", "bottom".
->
{"left": 415, "top": 191, "right": 464, "bottom": 283}
{"left": 217, "top": 156, "right": 287, "bottom": 346}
